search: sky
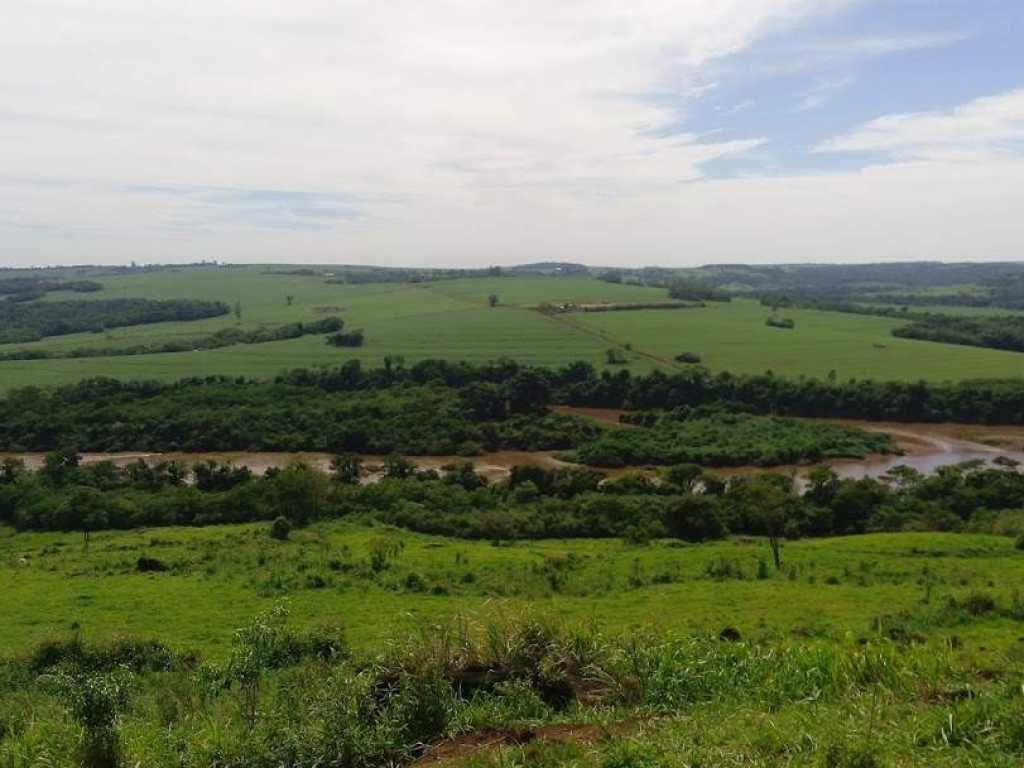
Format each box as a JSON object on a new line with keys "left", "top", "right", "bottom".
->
{"left": 1, "top": 0, "right": 1023, "bottom": 268}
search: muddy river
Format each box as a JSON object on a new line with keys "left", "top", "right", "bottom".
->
{"left": 5, "top": 418, "right": 1024, "bottom": 483}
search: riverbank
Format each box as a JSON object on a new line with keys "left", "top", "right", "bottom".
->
{"left": 5, "top": 416, "right": 1024, "bottom": 483}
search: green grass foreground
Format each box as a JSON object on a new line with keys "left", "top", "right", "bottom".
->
{"left": 3, "top": 524, "right": 1022, "bottom": 656}
{"left": 2, "top": 527, "right": 1024, "bottom": 765}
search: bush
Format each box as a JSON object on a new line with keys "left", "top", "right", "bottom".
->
{"left": 270, "top": 516, "right": 292, "bottom": 541}
{"left": 674, "top": 352, "right": 702, "bottom": 364}
{"left": 1016, "top": 534, "right": 1024, "bottom": 550}
{"left": 606, "top": 348, "right": 628, "bottom": 365}
{"left": 327, "top": 330, "right": 365, "bottom": 347}
{"left": 135, "top": 557, "right": 167, "bottom": 573}
{"left": 48, "top": 667, "right": 133, "bottom": 768}
{"left": 957, "top": 591, "right": 997, "bottom": 616}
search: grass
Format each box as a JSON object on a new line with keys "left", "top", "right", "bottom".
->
{"left": 2, "top": 520, "right": 1023, "bottom": 766}
{"left": 2, "top": 523, "right": 1022, "bottom": 660}
{"left": 4, "top": 268, "right": 1024, "bottom": 390}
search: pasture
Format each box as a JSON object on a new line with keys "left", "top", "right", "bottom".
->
{"left": 2, "top": 522, "right": 1021, "bottom": 660}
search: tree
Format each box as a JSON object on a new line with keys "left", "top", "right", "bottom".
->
{"left": 0, "top": 457, "right": 24, "bottom": 484}
{"left": 488, "top": 293, "right": 499, "bottom": 308}
{"left": 384, "top": 453, "right": 414, "bottom": 480}
{"left": 40, "top": 449, "right": 81, "bottom": 488}
{"left": 664, "top": 463, "right": 703, "bottom": 492}
{"left": 268, "top": 462, "right": 327, "bottom": 526}
{"left": 506, "top": 370, "right": 551, "bottom": 414}
{"left": 286, "top": 295, "right": 295, "bottom": 306}
{"left": 665, "top": 496, "right": 726, "bottom": 542}
{"left": 234, "top": 301, "right": 243, "bottom": 323}
{"left": 329, "top": 453, "right": 362, "bottom": 484}
{"left": 270, "top": 516, "right": 292, "bottom": 540}
{"left": 729, "top": 476, "right": 792, "bottom": 568}
{"left": 459, "top": 381, "right": 508, "bottom": 421}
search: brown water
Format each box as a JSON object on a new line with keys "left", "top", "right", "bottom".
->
{"left": 5, "top": 419, "right": 1024, "bottom": 482}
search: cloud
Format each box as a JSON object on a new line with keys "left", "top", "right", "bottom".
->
{"left": 795, "top": 76, "right": 854, "bottom": 112}
{"left": 0, "top": 0, "right": 862, "bottom": 263}
{"left": 720, "top": 99, "right": 756, "bottom": 116}
{"left": 816, "top": 88, "right": 1024, "bottom": 158}
{"left": 799, "top": 31, "right": 967, "bottom": 58}
{"left": 3, "top": 1, "right": 1021, "bottom": 268}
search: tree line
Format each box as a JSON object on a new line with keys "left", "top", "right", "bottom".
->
{"left": 891, "top": 314, "right": 1024, "bottom": 354}
{"left": 0, "top": 277, "right": 102, "bottom": 302}
{"left": 0, "top": 317, "right": 344, "bottom": 361}
{"left": 2, "top": 450, "right": 1022, "bottom": 543}
{"left": 0, "top": 371, "right": 598, "bottom": 454}
{"left": 5, "top": 360, "right": 1024, "bottom": 460}
{"left": 0, "top": 298, "right": 229, "bottom": 343}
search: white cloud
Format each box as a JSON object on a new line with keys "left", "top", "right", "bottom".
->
{"left": 1, "top": 1, "right": 1021, "bottom": 268}
{"left": 816, "top": 88, "right": 1024, "bottom": 157}
{"left": 0, "top": 0, "right": 861, "bottom": 264}
{"left": 795, "top": 76, "right": 854, "bottom": 112}
{"left": 799, "top": 32, "right": 967, "bottom": 58}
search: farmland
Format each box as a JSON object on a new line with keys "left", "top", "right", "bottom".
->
{"left": 2, "top": 267, "right": 1024, "bottom": 390}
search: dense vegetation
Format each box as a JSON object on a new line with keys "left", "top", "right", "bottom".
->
{"left": 0, "top": 276, "right": 102, "bottom": 302}
{"left": 689, "top": 261, "right": 1024, "bottom": 303}
{"left": 2, "top": 443, "right": 1022, "bottom": 541}
{"left": 0, "top": 298, "right": 229, "bottom": 343}
{"left": 8, "top": 360, "right": 1024, "bottom": 459}
{"left": 0, "top": 368, "right": 600, "bottom": 453}
{"left": 0, "top": 317, "right": 345, "bottom": 361}
{"left": 666, "top": 278, "right": 731, "bottom": 302}
{"left": 572, "top": 410, "right": 891, "bottom": 467}
{"left": 892, "top": 314, "right": 1024, "bottom": 353}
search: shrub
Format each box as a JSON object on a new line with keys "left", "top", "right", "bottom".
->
{"left": 48, "top": 667, "right": 133, "bottom": 768}
{"left": 1016, "top": 533, "right": 1024, "bottom": 550}
{"left": 270, "top": 516, "right": 292, "bottom": 541}
{"left": 674, "top": 352, "right": 702, "bottom": 364}
{"left": 957, "top": 591, "right": 997, "bottom": 616}
{"left": 512, "top": 480, "right": 540, "bottom": 504}
{"left": 327, "top": 330, "right": 365, "bottom": 347}
{"left": 135, "top": 556, "right": 167, "bottom": 573}
{"left": 606, "top": 348, "right": 628, "bottom": 365}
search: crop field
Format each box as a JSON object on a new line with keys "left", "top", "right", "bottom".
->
{"left": 573, "top": 299, "right": 1024, "bottom": 381}
{"left": 2, "top": 522, "right": 1021, "bottom": 659}
{"left": 3, "top": 268, "right": 1024, "bottom": 390}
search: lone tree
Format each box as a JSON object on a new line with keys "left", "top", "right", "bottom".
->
{"left": 732, "top": 476, "right": 792, "bottom": 569}
{"left": 488, "top": 294, "right": 499, "bottom": 308}
{"left": 234, "top": 301, "right": 243, "bottom": 323}
{"left": 286, "top": 295, "right": 295, "bottom": 306}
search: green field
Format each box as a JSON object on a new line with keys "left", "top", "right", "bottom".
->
{"left": 5, "top": 523, "right": 1023, "bottom": 766}
{"left": 3, "top": 522, "right": 1021, "bottom": 658}
{"left": 4, "top": 268, "right": 1024, "bottom": 389}
{"left": 574, "top": 299, "right": 1024, "bottom": 380}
